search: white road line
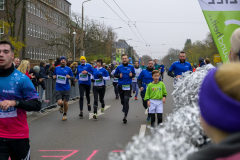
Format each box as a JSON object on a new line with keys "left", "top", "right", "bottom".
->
{"left": 145, "top": 109, "right": 148, "bottom": 114}
{"left": 139, "top": 125, "right": 146, "bottom": 137}
{"left": 89, "top": 105, "right": 111, "bottom": 119}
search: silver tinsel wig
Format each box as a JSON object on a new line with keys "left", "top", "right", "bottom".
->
{"left": 109, "top": 65, "right": 215, "bottom": 160}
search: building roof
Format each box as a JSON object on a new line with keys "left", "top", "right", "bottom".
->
{"left": 64, "top": 0, "right": 72, "bottom": 5}
{"left": 114, "top": 40, "right": 130, "bottom": 49}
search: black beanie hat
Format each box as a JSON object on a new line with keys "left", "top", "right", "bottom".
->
{"left": 97, "top": 59, "right": 103, "bottom": 66}
{"left": 199, "top": 57, "right": 204, "bottom": 64}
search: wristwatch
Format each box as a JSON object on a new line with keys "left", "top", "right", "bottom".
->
{"left": 15, "top": 100, "right": 20, "bottom": 107}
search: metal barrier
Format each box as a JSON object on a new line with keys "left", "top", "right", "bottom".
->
{"left": 28, "top": 78, "right": 113, "bottom": 115}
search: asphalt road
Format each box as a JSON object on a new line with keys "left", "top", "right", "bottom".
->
{"left": 28, "top": 73, "right": 174, "bottom": 160}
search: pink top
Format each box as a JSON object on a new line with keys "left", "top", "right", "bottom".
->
{"left": 216, "top": 152, "right": 240, "bottom": 160}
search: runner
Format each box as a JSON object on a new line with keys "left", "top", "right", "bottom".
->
{"left": 168, "top": 51, "right": 192, "bottom": 79}
{"left": 114, "top": 54, "right": 135, "bottom": 123}
{"left": 111, "top": 65, "right": 119, "bottom": 99}
{"left": 140, "top": 61, "right": 147, "bottom": 70}
{"left": 53, "top": 56, "right": 74, "bottom": 121}
{"left": 0, "top": 40, "right": 41, "bottom": 159}
{"left": 132, "top": 61, "right": 142, "bottom": 100}
{"left": 154, "top": 59, "right": 160, "bottom": 71}
{"left": 138, "top": 60, "right": 161, "bottom": 123}
{"left": 159, "top": 62, "right": 165, "bottom": 81}
{"left": 75, "top": 56, "right": 94, "bottom": 118}
{"left": 91, "top": 59, "right": 110, "bottom": 119}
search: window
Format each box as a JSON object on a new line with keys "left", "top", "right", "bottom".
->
{"left": 27, "top": 2, "right": 30, "bottom": 13}
{"left": 33, "top": 24, "right": 35, "bottom": 37}
{"left": 30, "top": 23, "right": 32, "bottom": 36}
{"left": 33, "top": 3, "right": 35, "bottom": 15}
{"left": 0, "top": 0, "right": 4, "bottom": 10}
{"left": 28, "top": 47, "right": 30, "bottom": 58}
{"left": 32, "top": 47, "right": 34, "bottom": 59}
{"left": 27, "top": 23, "right": 30, "bottom": 35}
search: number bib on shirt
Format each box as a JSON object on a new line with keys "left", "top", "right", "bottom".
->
{"left": 94, "top": 79, "right": 104, "bottom": 86}
{"left": 0, "top": 106, "right": 17, "bottom": 118}
{"left": 122, "top": 84, "right": 130, "bottom": 90}
{"left": 114, "top": 78, "right": 118, "bottom": 82}
{"left": 56, "top": 75, "right": 67, "bottom": 84}
{"left": 79, "top": 74, "right": 88, "bottom": 81}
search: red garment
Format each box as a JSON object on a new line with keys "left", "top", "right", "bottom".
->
{"left": 193, "top": 68, "right": 196, "bottom": 72}
{"left": 25, "top": 70, "right": 32, "bottom": 79}
{"left": 216, "top": 152, "right": 240, "bottom": 160}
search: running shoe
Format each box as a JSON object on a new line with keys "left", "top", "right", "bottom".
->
{"left": 147, "top": 117, "right": 151, "bottom": 123}
{"left": 116, "top": 95, "right": 119, "bottom": 99}
{"left": 123, "top": 117, "right": 127, "bottom": 123}
{"left": 93, "top": 113, "right": 97, "bottom": 119}
{"left": 135, "top": 97, "right": 137, "bottom": 100}
{"left": 88, "top": 104, "right": 91, "bottom": 112}
{"left": 62, "top": 115, "right": 67, "bottom": 121}
{"left": 59, "top": 106, "right": 63, "bottom": 113}
{"left": 79, "top": 111, "right": 83, "bottom": 118}
{"left": 101, "top": 108, "right": 104, "bottom": 112}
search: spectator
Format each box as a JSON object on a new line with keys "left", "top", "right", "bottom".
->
{"left": 45, "top": 63, "right": 50, "bottom": 70}
{"left": 54, "top": 57, "right": 60, "bottom": 67}
{"left": 193, "top": 65, "right": 197, "bottom": 72}
{"left": 70, "top": 64, "right": 77, "bottom": 77}
{"left": 103, "top": 63, "right": 106, "bottom": 68}
{"left": 229, "top": 28, "right": 240, "bottom": 62}
{"left": 46, "top": 66, "right": 55, "bottom": 78}
{"left": 205, "top": 58, "right": 215, "bottom": 68}
{"left": 93, "top": 60, "right": 97, "bottom": 66}
{"left": 17, "top": 60, "right": 34, "bottom": 79}
{"left": 199, "top": 57, "right": 206, "bottom": 67}
{"left": 39, "top": 60, "right": 49, "bottom": 79}
{"left": 187, "top": 63, "right": 240, "bottom": 160}
{"left": 29, "top": 66, "right": 41, "bottom": 90}
{"left": 67, "top": 61, "right": 71, "bottom": 67}
{"left": 13, "top": 57, "right": 20, "bottom": 69}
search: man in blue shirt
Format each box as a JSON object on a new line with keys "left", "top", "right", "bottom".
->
{"left": 75, "top": 56, "right": 94, "bottom": 118}
{"left": 154, "top": 59, "right": 160, "bottom": 71}
{"left": 140, "top": 61, "right": 147, "bottom": 70}
{"left": 53, "top": 56, "right": 74, "bottom": 121}
{"left": 137, "top": 60, "right": 161, "bottom": 123}
{"left": 168, "top": 51, "right": 192, "bottom": 79}
{"left": 159, "top": 62, "right": 165, "bottom": 81}
{"left": 114, "top": 54, "right": 136, "bottom": 123}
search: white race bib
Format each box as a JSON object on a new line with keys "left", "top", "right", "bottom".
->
{"left": 94, "top": 79, "right": 104, "bottom": 86}
{"left": 79, "top": 74, "right": 88, "bottom": 81}
{"left": 0, "top": 106, "right": 17, "bottom": 118}
{"left": 56, "top": 75, "right": 67, "bottom": 84}
{"left": 114, "top": 78, "right": 118, "bottom": 82}
{"left": 122, "top": 85, "right": 130, "bottom": 90}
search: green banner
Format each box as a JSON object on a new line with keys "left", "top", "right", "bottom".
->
{"left": 198, "top": 0, "right": 240, "bottom": 63}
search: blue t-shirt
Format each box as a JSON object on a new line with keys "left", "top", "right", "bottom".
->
{"left": 137, "top": 69, "right": 162, "bottom": 92}
{"left": 160, "top": 65, "right": 165, "bottom": 73}
{"left": 169, "top": 61, "right": 192, "bottom": 76}
{"left": 154, "top": 64, "right": 160, "bottom": 70}
{"left": 76, "top": 64, "right": 94, "bottom": 85}
{"left": 53, "top": 66, "right": 73, "bottom": 91}
{"left": 114, "top": 64, "right": 135, "bottom": 86}
{"left": 92, "top": 67, "right": 109, "bottom": 86}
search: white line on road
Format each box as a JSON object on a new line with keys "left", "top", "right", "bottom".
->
{"left": 89, "top": 105, "right": 111, "bottom": 119}
{"left": 139, "top": 125, "right": 146, "bottom": 137}
{"left": 145, "top": 109, "right": 148, "bottom": 114}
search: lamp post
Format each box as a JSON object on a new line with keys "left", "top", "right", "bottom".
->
{"left": 81, "top": 0, "right": 91, "bottom": 57}
{"left": 73, "top": 30, "right": 76, "bottom": 61}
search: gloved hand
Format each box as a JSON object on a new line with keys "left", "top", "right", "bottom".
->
{"left": 98, "top": 74, "right": 103, "bottom": 79}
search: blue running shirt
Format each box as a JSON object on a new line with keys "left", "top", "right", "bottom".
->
{"left": 53, "top": 66, "right": 73, "bottom": 91}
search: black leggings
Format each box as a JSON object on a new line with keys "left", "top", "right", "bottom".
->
{"left": 113, "top": 82, "right": 118, "bottom": 96}
{"left": 79, "top": 84, "right": 91, "bottom": 111}
{"left": 93, "top": 85, "right": 106, "bottom": 114}
{"left": 141, "top": 92, "right": 150, "bottom": 119}
{"left": 160, "top": 72, "right": 164, "bottom": 80}
{"left": 150, "top": 113, "right": 162, "bottom": 127}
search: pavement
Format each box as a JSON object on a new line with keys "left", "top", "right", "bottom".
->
{"left": 28, "top": 73, "right": 174, "bottom": 160}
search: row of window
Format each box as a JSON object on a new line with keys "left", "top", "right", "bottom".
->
{"left": 0, "top": 0, "right": 4, "bottom": 10}
{"left": 27, "top": 2, "right": 68, "bottom": 28}
{"left": 27, "top": 22, "right": 69, "bottom": 45}
{"left": 27, "top": 47, "right": 66, "bottom": 60}
{"left": 0, "top": 21, "right": 4, "bottom": 34}
{"left": 42, "top": 0, "right": 69, "bottom": 13}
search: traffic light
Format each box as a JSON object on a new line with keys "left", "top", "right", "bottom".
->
{"left": 170, "top": 57, "right": 171, "bottom": 60}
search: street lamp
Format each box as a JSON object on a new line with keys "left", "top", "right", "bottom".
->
{"left": 73, "top": 30, "right": 76, "bottom": 61}
{"left": 113, "top": 27, "right": 122, "bottom": 30}
{"left": 81, "top": 0, "right": 91, "bottom": 57}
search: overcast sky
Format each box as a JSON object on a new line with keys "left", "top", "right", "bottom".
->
{"left": 68, "top": 0, "right": 210, "bottom": 59}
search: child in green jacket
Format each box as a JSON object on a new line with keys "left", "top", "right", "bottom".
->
{"left": 144, "top": 70, "right": 167, "bottom": 127}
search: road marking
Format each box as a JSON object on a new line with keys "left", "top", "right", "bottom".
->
{"left": 89, "top": 105, "right": 111, "bottom": 119}
{"left": 86, "top": 150, "right": 98, "bottom": 160}
{"left": 39, "top": 150, "right": 79, "bottom": 160}
{"left": 139, "top": 125, "right": 146, "bottom": 137}
{"left": 145, "top": 109, "right": 148, "bottom": 114}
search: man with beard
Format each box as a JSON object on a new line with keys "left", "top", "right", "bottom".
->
{"left": 53, "top": 56, "right": 74, "bottom": 121}
{"left": 168, "top": 51, "right": 192, "bottom": 78}
{"left": 138, "top": 60, "right": 161, "bottom": 123}
{"left": 114, "top": 54, "right": 135, "bottom": 123}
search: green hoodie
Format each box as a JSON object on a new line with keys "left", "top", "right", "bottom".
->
{"left": 144, "top": 81, "right": 167, "bottom": 100}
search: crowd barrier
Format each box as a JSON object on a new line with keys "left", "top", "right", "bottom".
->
{"left": 28, "top": 78, "right": 113, "bottom": 115}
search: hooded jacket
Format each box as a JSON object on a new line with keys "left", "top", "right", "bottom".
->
{"left": 187, "top": 132, "right": 240, "bottom": 160}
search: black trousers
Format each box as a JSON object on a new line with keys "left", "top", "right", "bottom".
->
{"left": 150, "top": 113, "right": 163, "bottom": 127}
{"left": 160, "top": 72, "right": 164, "bottom": 80}
{"left": 93, "top": 85, "right": 106, "bottom": 114}
{"left": 118, "top": 85, "right": 132, "bottom": 117}
{"left": 141, "top": 92, "right": 150, "bottom": 118}
{"left": 113, "top": 82, "right": 118, "bottom": 96}
{"left": 0, "top": 138, "right": 30, "bottom": 160}
{"left": 79, "top": 84, "right": 91, "bottom": 111}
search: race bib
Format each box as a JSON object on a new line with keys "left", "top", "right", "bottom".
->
{"left": 114, "top": 78, "right": 118, "bottom": 82}
{"left": 135, "top": 76, "right": 138, "bottom": 79}
{"left": 56, "top": 75, "right": 67, "bottom": 84}
{"left": 94, "top": 79, "right": 104, "bottom": 86}
{"left": 0, "top": 107, "right": 17, "bottom": 118}
{"left": 79, "top": 74, "right": 88, "bottom": 81}
{"left": 122, "top": 85, "right": 130, "bottom": 90}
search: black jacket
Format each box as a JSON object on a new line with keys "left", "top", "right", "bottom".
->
{"left": 39, "top": 66, "right": 48, "bottom": 79}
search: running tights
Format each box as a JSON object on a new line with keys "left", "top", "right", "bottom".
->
{"left": 79, "top": 84, "right": 91, "bottom": 111}
{"left": 149, "top": 113, "right": 162, "bottom": 127}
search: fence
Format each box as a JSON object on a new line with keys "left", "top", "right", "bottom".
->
{"left": 28, "top": 78, "right": 113, "bottom": 115}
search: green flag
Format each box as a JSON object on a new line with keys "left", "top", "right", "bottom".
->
{"left": 198, "top": 0, "right": 240, "bottom": 63}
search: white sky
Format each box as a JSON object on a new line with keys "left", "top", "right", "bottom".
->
{"left": 68, "top": 0, "right": 210, "bottom": 59}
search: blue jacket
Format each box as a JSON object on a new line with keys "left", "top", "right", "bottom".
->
{"left": 168, "top": 61, "right": 192, "bottom": 77}
{"left": 91, "top": 67, "right": 110, "bottom": 86}
{"left": 39, "top": 66, "right": 48, "bottom": 79}
{"left": 114, "top": 64, "right": 135, "bottom": 86}
{"left": 76, "top": 63, "right": 94, "bottom": 85}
